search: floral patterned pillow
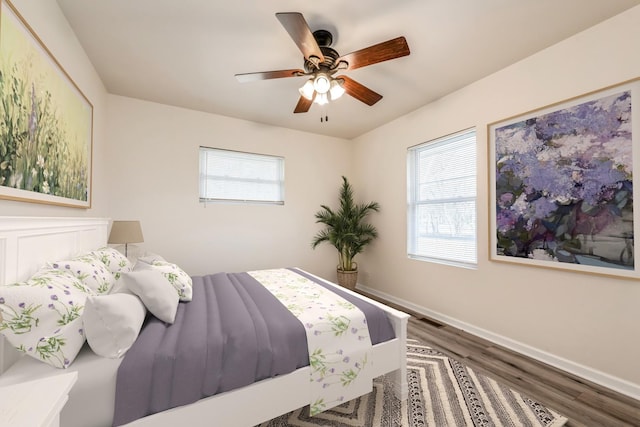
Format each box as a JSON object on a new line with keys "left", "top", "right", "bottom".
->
{"left": 0, "top": 269, "right": 92, "bottom": 369}
{"left": 49, "top": 253, "right": 116, "bottom": 294}
{"left": 134, "top": 260, "right": 192, "bottom": 301}
{"left": 90, "top": 247, "right": 132, "bottom": 280}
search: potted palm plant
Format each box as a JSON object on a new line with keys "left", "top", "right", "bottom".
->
{"left": 311, "top": 176, "right": 380, "bottom": 290}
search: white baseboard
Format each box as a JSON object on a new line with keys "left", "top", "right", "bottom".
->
{"left": 357, "top": 283, "right": 640, "bottom": 401}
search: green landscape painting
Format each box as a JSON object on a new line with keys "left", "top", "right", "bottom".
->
{"left": 0, "top": 0, "right": 92, "bottom": 208}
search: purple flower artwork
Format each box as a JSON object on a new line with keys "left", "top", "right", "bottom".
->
{"left": 492, "top": 86, "right": 636, "bottom": 275}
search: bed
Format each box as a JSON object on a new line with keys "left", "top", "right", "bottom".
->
{"left": 0, "top": 216, "right": 408, "bottom": 427}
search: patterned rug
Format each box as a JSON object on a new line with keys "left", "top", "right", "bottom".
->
{"left": 259, "top": 340, "right": 567, "bottom": 427}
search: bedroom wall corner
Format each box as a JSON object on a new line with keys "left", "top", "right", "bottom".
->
{"left": 104, "top": 95, "right": 352, "bottom": 281}
{"left": 351, "top": 6, "right": 640, "bottom": 395}
{"left": 0, "top": 0, "right": 110, "bottom": 217}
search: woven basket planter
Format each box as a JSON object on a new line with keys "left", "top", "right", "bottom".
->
{"left": 336, "top": 269, "right": 358, "bottom": 290}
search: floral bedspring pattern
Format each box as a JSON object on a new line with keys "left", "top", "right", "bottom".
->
{"left": 248, "top": 269, "right": 373, "bottom": 416}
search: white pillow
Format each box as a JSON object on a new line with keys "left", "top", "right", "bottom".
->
{"left": 90, "top": 247, "right": 133, "bottom": 280}
{"left": 83, "top": 293, "right": 147, "bottom": 358}
{"left": 49, "top": 253, "right": 116, "bottom": 294}
{"left": 135, "top": 259, "right": 193, "bottom": 302}
{"left": 118, "top": 268, "right": 179, "bottom": 324}
{"left": 0, "top": 269, "right": 91, "bottom": 368}
{"left": 136, "top": 253, "right": 166, "bottom": 265}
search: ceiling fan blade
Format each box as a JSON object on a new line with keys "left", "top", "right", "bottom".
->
{"left": 294, "top": 94, "right": 314, "bottom": 113}
{"left": 276, "top": 12, "right": 324, "bottom": 65}
{"left": 235, "top": 69, "right": 305, "bottom": 83}
{"left": 339, "top": 75, "right": 383, "bottom": 106}
{"left": 337, "top": 36, "right": 410, "bottom": 71}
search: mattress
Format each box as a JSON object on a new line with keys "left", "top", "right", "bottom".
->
{"left": 0, "top": 343, "right": 122, "bottom": 427}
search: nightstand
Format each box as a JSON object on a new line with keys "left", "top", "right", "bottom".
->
{"left": 0, "top": 371, "right": 77, "bottom": 427}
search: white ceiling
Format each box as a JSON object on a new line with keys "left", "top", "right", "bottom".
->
{"left": 56, "top": 0, "right": 640, "bottom": 140}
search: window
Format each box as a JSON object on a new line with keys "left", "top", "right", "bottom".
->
{"left": 199, "top": 147, "right": 284, "bottom": 204}
{"left": 407, "top": 129, "right": 477, "bottom": 267}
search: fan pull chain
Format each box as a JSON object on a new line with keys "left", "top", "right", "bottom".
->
{"left": 320, "top": 104, "right": 328, "bottom": 123}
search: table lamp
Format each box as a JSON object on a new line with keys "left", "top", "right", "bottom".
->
{"left": 108, "top": 221, "right": 144, "bottom": 257}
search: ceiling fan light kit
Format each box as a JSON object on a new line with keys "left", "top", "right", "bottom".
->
{"left": 235, "top": 12, "right": 410, "bottom": 115}
{"left": 299, "top": 74, "right": 345, "bottom": 104}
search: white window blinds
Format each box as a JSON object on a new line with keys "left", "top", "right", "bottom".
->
{"left": 199, "top": 147, "right": 284, "bottom": 204}
{"left": 407, "top": 129, "right": 477, "bottom": 267}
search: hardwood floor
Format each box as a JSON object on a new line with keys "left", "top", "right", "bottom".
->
{"left": 406, "top": 314, "right": 640, "bottom": 426}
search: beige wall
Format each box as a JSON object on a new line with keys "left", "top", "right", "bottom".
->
{"left": 0, "top": 0, "right": 109, "bottom": 217}
{"left": 105, "top": 95, "right": 352, "bottom": 279}
{"left": 353, "top": 6, "right": 640, "bottom": 395}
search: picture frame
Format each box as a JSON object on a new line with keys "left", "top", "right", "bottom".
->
{"left": 488, "top": 77, "right": 640, "bottom": 278}
{"left": 0, "top": 0, "right": 93, "bottom": 208}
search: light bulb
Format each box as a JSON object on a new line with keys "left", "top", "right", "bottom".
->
{"left": 313, "top": 74, "right": 331, "bottom": 94}
{"left": 314, "top": 92, "right": 328, "bottom": 105}
{"left": 298, "top": 79, "right": 315, "bottom": 100}
{"left": 329, "top": 79, "right": 345, "bottom": 100}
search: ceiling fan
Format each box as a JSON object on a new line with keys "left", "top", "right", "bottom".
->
{"left": 235, "top": 12, "right": 410, "bottom": 114}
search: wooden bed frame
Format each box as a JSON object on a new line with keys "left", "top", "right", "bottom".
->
{"left": 0, "top": 216, "right": 409, "bottom": 426}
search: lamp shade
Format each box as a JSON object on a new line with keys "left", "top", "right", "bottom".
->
{"left": 329, "top": 79, "right": 345, "bottom": 100}
{"left": 313, "top": 74, "right": 331, "bottom": 94}
{"left": 298, "top": 79, "right": 315, "bottom": 100}
{"left": 314, "top": 92, "right": 329, "bottom": 105}
{"left": 108, "top": 221, "right": 144, "bottom": 244}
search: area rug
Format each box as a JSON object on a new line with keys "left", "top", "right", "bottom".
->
{"left": 259, "top": 339, "right": 567, "bottom": 427}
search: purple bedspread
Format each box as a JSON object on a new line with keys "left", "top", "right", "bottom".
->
{"left": 113, "top": 268, "right": 395, "bottom": 426}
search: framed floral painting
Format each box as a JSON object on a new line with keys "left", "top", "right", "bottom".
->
{"left": 488, "top": 78, "right": 640, "bottom": 278}
{"left": 0, "top": 0, "right": 93, "bottom": 208}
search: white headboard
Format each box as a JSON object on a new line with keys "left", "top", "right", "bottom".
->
{"left": 0, "top": 216, "right": 109, "bottom": 373}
